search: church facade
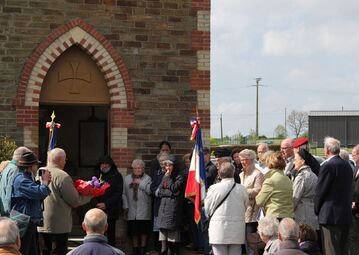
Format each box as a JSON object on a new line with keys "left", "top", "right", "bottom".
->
{"left": 0, "top": 0, "right": 210, "bottom": 174}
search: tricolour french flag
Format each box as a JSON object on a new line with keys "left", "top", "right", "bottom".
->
{"left": 185, "top": 118, "right": 206, "bottom": 224}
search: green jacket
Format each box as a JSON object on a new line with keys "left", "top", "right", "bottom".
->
{"left": 256, "top": 169, "right": 294, "bottom": 218}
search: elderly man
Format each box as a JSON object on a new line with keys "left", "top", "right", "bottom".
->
{"left": 67, "top": 208, "right": 124, "bottom": 255}
{"left": 0, "top": 217, "right": 21, "bottom": 255}
{"left": 314, "top": 137, "right": 353, "bottom": 255}
{"left": 0, "top": 146, "right": 30, "bottom": 216}
{"left": 274, "top": 218, "right": 306, "bottom": 255}
{"left": 256, "top": 143, "right": 269, "bottom": 174}
{"left": 38, "top": 148, "right": 91, "bottom": 255}
{"left": 257, "top": 216, "right": 280, "bottom": 255}
{"left": 280, "top": 138, "right": 295, "bottom": 178}
{"left": 345, "top": 144, "right": 359, "bottom": 254}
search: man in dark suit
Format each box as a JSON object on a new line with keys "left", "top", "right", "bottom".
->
{"left": 345, "top": 144, "right": 359, "bottom": 254}
{"left": 314, "top": 137, "right": 353, "bottom": 255}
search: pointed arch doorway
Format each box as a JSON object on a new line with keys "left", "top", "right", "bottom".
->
{"left": 39, "top": 45, "right": 110, "bottom": 179}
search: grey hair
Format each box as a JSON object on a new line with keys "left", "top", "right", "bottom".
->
{"left": 257, "top": 216, "right": 279, "bottom": 238}
{"left": 218, "top": 162, "right": 234, "bottom": 179}
{"left": 324, "top": 137, "right": 340, "bottom": 155}
{"left": 257, "top": 143, "right": 269, "bottom": 151}
{"left": 0, "top": 217, "right": 19, "bottom": 245}
{"left": 12, "top": 146, "right": 30, "bottom": 161}
{"left": 157, "top": 152, "right": 170, "bottom": 162}
{"left": 238, "top": 149, "right": 257, "bottom": 161}
{"left": 339, "top": 149, "right": 350, "bottom": 161}
{"left": 83, "top": 209, "right": 107, "bottom": 233}
{"left": 48, "top": 148, "right": 66, "bottom": 164}
{"left": 131, "top": 159, "right": 145, "bottom": 169}
{"left": 278, "top": 218, "right": 299, "bottom": 240}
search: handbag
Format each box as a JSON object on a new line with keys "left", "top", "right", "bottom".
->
{"left": 202, "top": 182, "right": 236, "bottom": 233}
{"left": 9, "top": 208, "right": 30, "bottom": 237}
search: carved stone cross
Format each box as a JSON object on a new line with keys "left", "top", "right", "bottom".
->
{"left": 58, "top": 61, "right": 91, "bottom": 94}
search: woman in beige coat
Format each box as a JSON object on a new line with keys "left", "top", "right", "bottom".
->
{"left": 205, "top": 162, "right": 249, "bottom": 255}
{"left": 238, "top": 149, "right": 264, "bottom": 254}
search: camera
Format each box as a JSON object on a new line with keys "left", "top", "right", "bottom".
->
{"left": 38, "top": 167, "right": 47, "bottom": 177}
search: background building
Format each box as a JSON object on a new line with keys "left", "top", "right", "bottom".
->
{"left": 309, "top": 110, "right": 359, "bottom": 148}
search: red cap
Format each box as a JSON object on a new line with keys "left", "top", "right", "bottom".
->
{"left": 293, "top": 137, "right": 309, "bottom": 148}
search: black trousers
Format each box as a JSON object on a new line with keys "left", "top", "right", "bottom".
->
{"left": 106, "top": 218, "right": 117, "bottom": 247}
{"left": 20, "top": 222, "right": 38, "bottom": 255}
{"left": 40, "top": 232, "right": 68, "bottom": 255}
{"left": 320, "top": 224, "right": 349, "bottom": 255}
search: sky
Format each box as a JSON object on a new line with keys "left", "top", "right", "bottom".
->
{"left": 210, "top": 0, "right": 359, "bottom": 138}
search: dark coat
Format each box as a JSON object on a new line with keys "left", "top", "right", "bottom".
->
{"left": 274, "top": 240, "right": 308, "bottom": 255}
{"left": 353, "top": 167, "right": 359, "bottom": 214}
{"left": 150, "top": 168, "right": 165, "bottom": 217}
{"left": 314, "top": 155, "right": 353, "bottom": 225}
{"left": 158, "top": 172, "right": 184, "bottom": 231}
{"left": 90, "top": 157, "right": 123, "bottom": 220}
{"left": 205, "top": 160, "right": 217, "bottom": 188}
{"left": 299, "top": 241, "right": 321, "bottom": 255}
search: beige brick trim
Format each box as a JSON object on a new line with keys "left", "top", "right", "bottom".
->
{"left": 197, "top": 90, "right": 210, "bottom": 110}
{"left": 197, "top": 11, "right": 210, "bottom": 32}
{"left": 24, "top": 126, "right": 39, "bottom": 148}
{"left": 111, "top": 127, "right": 128, "bottom": 148}
{"left": 197, "top": 50, "right": 210, "bottom": 70}
{"left": 24, "top": 26, "right": 127, "bottom": 109}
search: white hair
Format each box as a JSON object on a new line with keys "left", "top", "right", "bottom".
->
{"left": 131, "top": 159, "right": 145, "bottom": 169}
{"left": 257, "top": 216, "right": 279, "bottom": 238}
{"left": 238, "top": 149, "right": 257, "bottom": 161}
{"left": 324, "top": 137, "right": 340, "bottom": 155}
{"left": 0, "top": 217, "right": 19, "bottom": 245}
{"left": 278, "top": 218, "right": 299, "bottom": 240}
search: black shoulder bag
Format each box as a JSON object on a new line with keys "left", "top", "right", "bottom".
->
{"left": 202, "top": 182, "right": 236, "bottom": 233}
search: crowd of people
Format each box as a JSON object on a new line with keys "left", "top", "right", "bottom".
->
{"left": 0, "top": 136, "right": 358, "bottom": 255}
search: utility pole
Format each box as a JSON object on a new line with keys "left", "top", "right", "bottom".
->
{"left": 220, "top": 113, "right": 223, "bottom": 142}
{"left": 284, "top": 107, "right": 287, "bottom": 136}
{"left": 253, "top": 78, "right": 262, "bottom": 138}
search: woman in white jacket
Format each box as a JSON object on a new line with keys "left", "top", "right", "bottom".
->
{"left": 205, "top": 162, "right": 249, "bottom": 255}
{"left": 122, "top": 159, "right": 152, "bottom": 255}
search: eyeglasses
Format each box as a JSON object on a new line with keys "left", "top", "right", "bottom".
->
{"left": 352, "top": 153, "right": 359, "bottom": 157}
{"left": 280, "top": 147, "right": 292, "bottom": 150}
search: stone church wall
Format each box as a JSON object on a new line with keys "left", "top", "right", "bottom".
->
{"left": 0, "top": 0, "right": 210, "bottom": 170}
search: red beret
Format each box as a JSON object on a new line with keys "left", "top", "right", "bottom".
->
{"left": 293, "top": 137, "right": 309, "bottom": 148}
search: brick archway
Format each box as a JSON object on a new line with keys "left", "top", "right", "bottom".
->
{"left": 16, "top": 18, "right": 135, "bottom": 170}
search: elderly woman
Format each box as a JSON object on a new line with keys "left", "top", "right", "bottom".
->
{"left": 123, "top": 159, "right": 152, "bottom": 255}
{"left": 205, "top": 162, "right": 249, "bottom": 255}
{"left": 256, "top": 151, "right": 294, "bottom": 219}
{"left": 238, "top": 149, "right": 264, "bottom": 254}
{"left": 158, "top": 159, "right": 184, "bottom": 255}
{"left": 293, "top": 149, "right": 319, "bottom": 230}
{"left": 257, "top": 216, "right": 280, "bottom": 255}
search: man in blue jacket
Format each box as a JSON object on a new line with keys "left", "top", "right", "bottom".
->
{"left": 67, "top": 208, "right": 125, "bottom": 255}
{"left": 314, "top": 137, "right": 353, "bottom": 255}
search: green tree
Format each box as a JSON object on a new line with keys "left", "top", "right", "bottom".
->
{"left": 0, "top": 135, "right": 17, "bottom": 162}
{"left": 274, "top": 125, "right": 287, "bottom": 139}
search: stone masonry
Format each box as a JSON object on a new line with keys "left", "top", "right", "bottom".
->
{"left": 0, "top": 0, "right": 211, "bottom": 171}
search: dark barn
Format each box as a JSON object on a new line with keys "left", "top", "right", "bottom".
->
{"left": 309, "top": 111, "right": 359, "bottom": 148}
